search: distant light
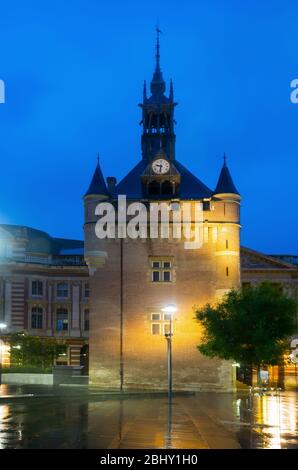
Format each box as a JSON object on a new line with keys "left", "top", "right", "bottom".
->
{"left": 0, "top": 323, "right": 7, "bottom": 330}
{"left": 232, "top": 362, "right": 240, "bottom": 367}
{"left": 12, "top": 345, "right": 21, "bottom": 350}
{"left": 161, "top": 304, "right": 177, "bottom": 314}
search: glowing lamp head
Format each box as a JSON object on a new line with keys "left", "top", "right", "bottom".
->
{"left": 161, "top": 304, "right": 177, "bottom": 314}
{"left": 0, "top": 323, "right": 7, "bottom": 330}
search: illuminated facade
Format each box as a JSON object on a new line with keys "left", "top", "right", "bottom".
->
{"left": 83, "top": 34, "right": 241, "bottom": 391}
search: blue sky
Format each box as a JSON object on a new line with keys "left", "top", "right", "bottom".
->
{"left": 0, "top": 0, "right": 297, "bottom": 253}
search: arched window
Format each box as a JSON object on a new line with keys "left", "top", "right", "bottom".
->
{"left": 31, "top": 307, "right": 43, "bottom": 329}
{"left": 148, "top": 181, "right": 160, "bottom": 195}
{"left": 161, "top": 180, "right": 173, "bottom": 195}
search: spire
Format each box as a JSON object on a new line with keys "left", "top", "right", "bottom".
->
{"left": 214, "top": 154, "right": 239, "bottom": 195}
{"left": 85, "top": 155, "right": 109, "bottom": 197}
{"left": 169, "top": 78, "right": 174, "bottom": 101}
{"left": 143, "top": 80, "right": 147, "bottom": 102}
{"left": 156, "top": 26, "right": 161, "bottom": 70}
{"left": 150, "top": 27, "right": 166, "bottom": 95}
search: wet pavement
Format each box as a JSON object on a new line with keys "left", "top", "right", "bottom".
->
{"left": 0, "top": 385, "right": 297, "bottom": 449}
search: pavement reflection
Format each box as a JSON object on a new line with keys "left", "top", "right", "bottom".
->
{"left": 0, "top": 386, "right": 297, "bottom": 449}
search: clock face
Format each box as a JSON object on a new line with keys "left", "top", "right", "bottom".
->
{"left": 152, "top": 158, "right": 170, "bottom": 175}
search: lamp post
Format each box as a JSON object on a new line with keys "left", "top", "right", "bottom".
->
{"left": 0, "top": 323, "right": 7, "bottom": 386}
{"left": 162, "top": 305, "right": 177, "bottom": 401}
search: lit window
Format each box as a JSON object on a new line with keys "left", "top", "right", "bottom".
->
{"left": 163, "top": 313, "right": 172, "bottom": 321}
{"left": 32, "top": 280, "right": 43, "bottom": 297}
{"left": 151, "top": 313, "right": 161, "bottom": 321}
{"left": 57, "top": 283, "right": 68, "bottom": 298}
{"left": 150, "top": 310, "right": 173, "bottom": 336}
{"left": 56, "top": 308, "right": 68, "bottom": 331}
{"left": 151, "top": 323, "right": 161, "bottom": 335}
{"left": 84, "top": 308, "right": 90, "bottom": 331}
{"left": 31, "top": 307, "right": 43, "bottom": 329}
{"left": 151, "top": 259, "right": 173, "bottom": 283}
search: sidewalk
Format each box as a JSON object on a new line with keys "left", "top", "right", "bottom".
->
{"left": 0, "top": 383, "right": 196, "bottom": 401}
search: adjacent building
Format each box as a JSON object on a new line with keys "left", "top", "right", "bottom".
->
{"left": 0, "top": 224, "right": 89, "bottom": 368}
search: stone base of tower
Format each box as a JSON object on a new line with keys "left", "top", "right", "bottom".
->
{"left": 88, "top": 346, "right": 236, "bottom": 393}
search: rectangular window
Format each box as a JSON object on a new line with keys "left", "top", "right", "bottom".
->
{"left": 149, "top": 311, "right": 174, "bottom": 336}
{"left": 163, "top": 313, "right": 172, "bottom": 322}
{"left": 226, "top": 240, "right": 229, "bottom": 249}
{"left": 151, "top": 323, "right": 161, "bottom": 335}
{"left": 151, "top": 259, "right": 173, "bottom": 283}
{"left": 32, "top": 280, "right": 43, "bottom": 297}
{"left": 151, "top": 313, "right": 161, "bottom": 321}
{"left": 84, "top": 308, "right": 90, "bottom": 331}
{"left": 31, "top": 307, "right": 43, "bottom": 329}
{"left": 226, "top": 267, "right": 229, "bottom": 277}
{"left": 84, "top": 283, "right": 90, "bottom": 298}
{"left": 57, "top": 282, "right": 68, "bottom": 298}
{"left": 56, "top": 308, "right": 68, "bottom": 331}
{"left": 203, "top": 201, "right": 211, "bottom": 211}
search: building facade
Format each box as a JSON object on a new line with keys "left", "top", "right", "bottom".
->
{"left": 0, "top": 224, "right": 89, "bottom": 367}
{"left": 83, "top": 34, "right": 241, "bottom": 391}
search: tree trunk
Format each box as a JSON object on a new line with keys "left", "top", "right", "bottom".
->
{"left": 257, "top": 365, "right": 262, "bottom": 387}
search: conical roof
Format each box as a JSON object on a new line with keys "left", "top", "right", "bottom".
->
{"left": 214, "top": 156, "right": 239, "bottom": 195}
{"left": 85, "top": 160, "right": 108, "bottom": 197}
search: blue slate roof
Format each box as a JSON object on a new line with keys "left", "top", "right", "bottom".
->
{"left": 85, "top": 162, "right": 109, "bottom": 196}
{"left": 114, "top": 159, "right": 212, "bottom": 199}
{"left": 214, "top": 160, "right": 239, "bottom": 195}
{"left": 114, "top": 160, "right": 148, "bottom": 198}
{"left": 173, "top": 160, "right": 212, "bottom": 199}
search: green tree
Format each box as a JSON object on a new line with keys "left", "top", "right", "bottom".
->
{"left": 9, "top": 332, "right": 67, "bottom": 369}
{"left": 196, "top": 282, "right": 297, "bottom": 381}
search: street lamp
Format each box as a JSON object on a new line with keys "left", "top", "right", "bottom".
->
{"left": 162, "top": 305, "right": 177, "bottom": 401}
{"left": 0, "top": 323, "right": 7, "bottom": 386}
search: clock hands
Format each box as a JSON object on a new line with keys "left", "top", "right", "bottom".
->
{"left": 152, "top": 159, "right": 169, "bottom": 174}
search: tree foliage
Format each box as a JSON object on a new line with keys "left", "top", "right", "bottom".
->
{"left": 9, "top": 332, "right": 67, "bottom": 369}
{"left": 196, "top": 282, "right": 297, "bottom": 367}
